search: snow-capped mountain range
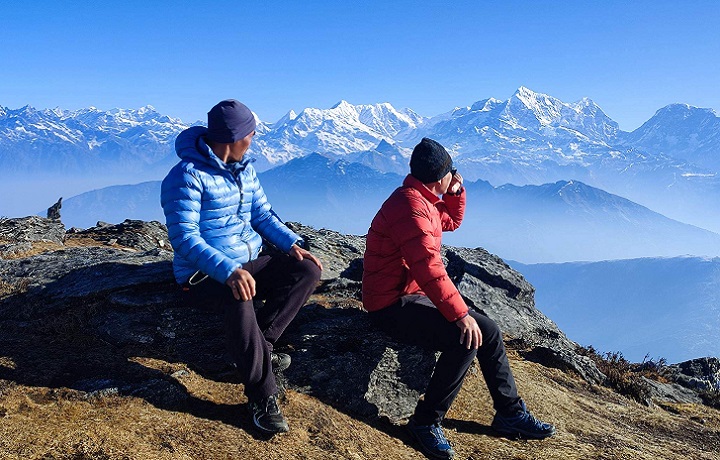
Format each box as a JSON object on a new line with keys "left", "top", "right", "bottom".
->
{"left": 250, "top": 101, "right": 423, "bottom": 170}
{"left": 2, "top": 87, "right": 719, "bottom": 231}
{"left": 0, "top": 104, "right": 188, "bottom": 176}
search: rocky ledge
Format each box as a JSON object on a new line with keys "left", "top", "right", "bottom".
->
{"left": 0, "top": 217, "right": 716, "bottom": 422}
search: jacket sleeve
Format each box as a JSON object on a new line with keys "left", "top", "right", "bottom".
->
{"left": 246, "top": 166, "right": 301, "bottom": 253}
{"left": 161, "top": 167, "right": 239, "bottom": 283}
{"left": 389, "top": 194, "right": 469, "bottom": 322}
{"left": 439, "top": 187, "right": 465, "bottom": 232}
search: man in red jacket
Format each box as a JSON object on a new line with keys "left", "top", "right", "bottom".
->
{"left": 363, "top": 138, "right": 555, "bottom": 459}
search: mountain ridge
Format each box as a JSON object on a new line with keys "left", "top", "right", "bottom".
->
{"left": 3, "top": 87, "right": 720, "bottom": 231}
{"left": 56, "top": 154, "right": 720, "bottom": 265}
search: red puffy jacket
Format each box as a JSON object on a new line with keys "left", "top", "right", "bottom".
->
{"left": 362, "top": 175, "right": 468, "bottom": 322}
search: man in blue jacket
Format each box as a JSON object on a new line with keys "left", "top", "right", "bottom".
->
{"left": 161, "top": 99, "right": 322, "bottom": 434}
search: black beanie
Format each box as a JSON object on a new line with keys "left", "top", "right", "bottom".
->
{"left": 207, "top": 99, "right": 256, "bottom": 143}
{"left": 410, "top": 138, "right": 453, "bottom": 183}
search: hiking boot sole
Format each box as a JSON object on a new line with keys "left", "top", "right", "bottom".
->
{"left": 492, "top": 424, "right": 556, "bottom": 440}
{"left": 407, "top": 427, "right": 455, "bottom": 460}
{"left": 251, "top": 414, "right": 289, "bottom": 434}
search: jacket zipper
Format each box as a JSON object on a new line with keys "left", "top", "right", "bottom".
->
{"left": 231, "top": 168, "right": 254, "bottom": 260}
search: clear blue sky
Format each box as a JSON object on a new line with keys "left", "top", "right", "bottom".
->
{"left": 2, "top": 0, "right": 719, "bottom": 131}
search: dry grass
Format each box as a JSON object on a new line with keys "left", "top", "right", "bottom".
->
{"left": 0, "top": 277, "right": 30, "bottom": 299}
{"left": 0, "top": 241, "right": 65, "bottom": 259}
{"left": 1, "top": 240, "right": 718, "bottom": 459}
{"left": 1, "top": 353, "right": 718, "bottom": 460}
{"left": 0, "top": 237, "right": 131, "bottom": 261}
{"left": 575, "top": 346, "right": 675, "bottom": 405}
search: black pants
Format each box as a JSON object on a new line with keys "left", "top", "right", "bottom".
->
{"left": 369, "top": 295, "right": 522, "bottom": 425}
{"left": 182, "top": 254, "right": 321, "bottom": 401}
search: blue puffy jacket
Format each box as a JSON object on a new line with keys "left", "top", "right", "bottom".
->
{"left": 161, "top": 126, "right": 300, "bottom": 284}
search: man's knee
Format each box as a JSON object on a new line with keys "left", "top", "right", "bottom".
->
{"left": 471, "top": 311, "right": 503, "bottom": 345}
{"left": 442, "top": 340, "right": 479, "bottom": 368}
{"left": 295, "top": 258, "right": 322, "bottom": 285}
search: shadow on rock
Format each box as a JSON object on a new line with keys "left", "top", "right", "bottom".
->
{"left": 281, "top": 301, "right": 438, "bottom": 424}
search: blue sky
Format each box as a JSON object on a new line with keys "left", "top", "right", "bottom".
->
{"left": 2, "top": 0, "right": 719, "bottom": 130}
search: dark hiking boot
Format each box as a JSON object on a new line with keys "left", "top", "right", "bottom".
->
{"left": 271, "top": 352, "right": 291, "bottom": 372}
{"left": 492, "top": 400, "right": 555, "bottom": 439}
{"left": 406, "top": 418, "right": 455, "bottom": 459}
{"left": 248, "top": 394, "right": 289, "bottom": 434}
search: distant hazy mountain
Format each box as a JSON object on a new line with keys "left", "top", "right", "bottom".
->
{"left": 59, "top": 155, "right": 720, "bottom": 264}
{"left": 450, "top": 179, "right": 720, "bottom": 262}
{"left": 255, "top": 153, "right": 401, "bottom": 234}
{"left": 59, "top": 181, "right": 162, "bottom": 229}
{"left": 511, "top": 256, "right": 720, "bottom": 362}
{"left": 344, "top": 140, "right": 410, "bottom": 176}
{"left": 59, "top": 154, "right": 402, "bottom": 233}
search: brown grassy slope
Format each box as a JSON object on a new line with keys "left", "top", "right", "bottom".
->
{"left": 1, "top": 350, "right": 719, "bottom": 460}
{"left": 1, "top": 239, "right": 719, "bottom": 459}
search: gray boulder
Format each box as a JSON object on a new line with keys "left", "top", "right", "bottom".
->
{"left": 286, "top": 222, "right": 365, "bottom": 280}
{"left": 282, "top": 303, "right": 438, "bottom": 423}
{"left": 642, "top": 377, "right": 703, "bottom": 405}
{"left": 47, "top": 197, "right": 62, "bottom": 220}
{"left": 445, "top": 246, "right": 606, "bottom": 384}
{"left": 67, "top": 219, "right": 171, "bottom": 252}
{"left": 0, "top": 246, "right": 174, "bottom": 319}
{"left": 666, "top": 357, "right": 720, "bottom": 392}
{"left": 0, "top": 216, "right": 66, "bottom": 245}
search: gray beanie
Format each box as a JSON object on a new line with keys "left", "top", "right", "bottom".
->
{"left": 410, "top": 138, "right": 453, "bottom": 183}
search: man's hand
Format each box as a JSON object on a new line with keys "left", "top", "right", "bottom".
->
{"left": 289, "top": 244, "right": 324, "bottom": 271}
{"left": 449, "top": 171, "right": 464, "bottom": 195}
{"left": 456, "top": 314, "right": 482, "bottom": 349}
{"left": 225, "top": 267, "right": 256, "bottom": 301}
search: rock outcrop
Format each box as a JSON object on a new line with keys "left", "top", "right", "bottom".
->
{"left": 1, "top": 216, "right": 716, "bottom": 423}
{"left": 667, "top": 358, "right": 720, "bottom": 392}
{"left": 47, "top": 197, "right": 62, "bottom": 220}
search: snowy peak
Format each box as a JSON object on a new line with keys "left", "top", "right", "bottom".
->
{"left": 375, "top": 139, "right": 400, "bottom": 155}
{"left": 509, "top": 86, "right": 565, "bottom": 125}
{"left": 327, "top": 100, "right": 359, "bottom": 119}
{"left": 639, "top": 103, "right": 719, "bottom": 131}
{"left": 654, "top": 103, "right": 717, "bottom": 119}
{"left": 329, "top": 99, "right": 353, "bottom": 110}
{"left": 470, "top": 98, "right": 504, "bottom": 112}
{"left": 274, "top": 109, "right": 297, "bottom": 127}
{"left": 625, "top": 103, "right": 720, "bottom": 170}
{"left": 501, "top": 87, "right": 619, "bottom": 140}
{"left": 417, "top": 86, "right": 621, "bottom": 165}
{"left": 356, "top": 102, "right": 425, "bottom": 138}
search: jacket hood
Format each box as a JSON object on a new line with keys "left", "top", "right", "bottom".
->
{"left": 174, "top": 126, "right": 252, "bottom": 174}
